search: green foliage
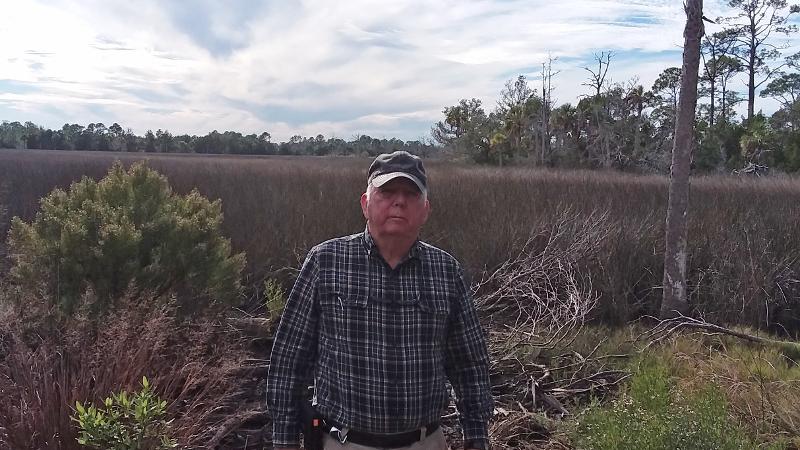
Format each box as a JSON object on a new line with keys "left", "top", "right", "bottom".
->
{"left": 7, "top": 161, "right": 245, "bottom": 314}
{"left": 769, "top": 102, "right": 800, "bottom": 171}
{"left": 695, "top": 121, "right": 748, "bottom": 171}
{"left": 573, "top": 358, "right": 780, "bottom": 450}
{"left": 431, "top": 98, "right": 494, "bottom": 163}
{"left": 72, "top": 377, "right": 177, "bottom": 450}
{"left": 740, "top": 113, "right": 777, "bottom": 163}
{"left": 264, "top": 278, "right": 285, "bottom": 323}
{"left": 694, "top": 121, "right": 725, "bottom": 171}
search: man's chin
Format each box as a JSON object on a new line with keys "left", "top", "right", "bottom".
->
{"left": 376, "top": 225, "right": 418, "bottom": 239}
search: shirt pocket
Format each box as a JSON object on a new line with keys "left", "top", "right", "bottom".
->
{"left": 318, "top": 283, "right": 371, "bottom": 346}
{"left": 404, "top": 291, "right": 451, "bottom": 345}
{"left": 416, "top": 291, "right": 450, "bottom": 316}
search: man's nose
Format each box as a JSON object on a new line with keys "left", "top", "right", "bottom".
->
{"left": 392, "top": 192, "right": 410, "bottom": 205}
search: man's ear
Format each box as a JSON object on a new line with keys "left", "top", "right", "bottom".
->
{"left": 360, "top": 192, "right": 369, "bottom": 220}
{"left": 422, "top": 198, "right": 431, "bottom": 224}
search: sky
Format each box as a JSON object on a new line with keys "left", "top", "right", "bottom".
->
{"left": 1, "top": 0, "right": 798, "bottom": 142}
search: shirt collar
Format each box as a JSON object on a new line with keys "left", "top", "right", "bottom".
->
{"left": 362, "top": 225, "right": 424, "bottom": 261}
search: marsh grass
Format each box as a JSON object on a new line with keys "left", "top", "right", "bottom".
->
{"left": 4, "top": 150, "right": 800, "bottom": 330}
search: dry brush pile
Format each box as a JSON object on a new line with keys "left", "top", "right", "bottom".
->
{"left": 441, "top": 210, "right": 632, "bottom": 449}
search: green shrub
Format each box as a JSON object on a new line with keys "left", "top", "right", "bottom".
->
{"left": 7, "top": 161, "right": 245, "bottom": 314}
{"left": 573, "top": 358, "right": 782, "bottom": 450}
{"left": 264, "top": 277, "right": 285, "bottom": 323}
{"left": 72, "top": 376, "right": 177, "bottom": 450}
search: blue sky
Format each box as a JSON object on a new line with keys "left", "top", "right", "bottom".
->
{"left": 1, "top": 0, "right": 797, "bottom": 141}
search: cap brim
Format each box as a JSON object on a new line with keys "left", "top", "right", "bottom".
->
{"left": 371, "top": 172, "right": 426, "bottom": 194}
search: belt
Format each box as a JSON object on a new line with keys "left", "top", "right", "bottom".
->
{"left": 324, "top": 421, "right": 440, "bottom": 448}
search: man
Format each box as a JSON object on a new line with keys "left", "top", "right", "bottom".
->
{"left": 267, "top": 151, "right": 492, "bottom": 450}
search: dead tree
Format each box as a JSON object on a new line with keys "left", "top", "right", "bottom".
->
{"left": 540, "top": 54, "right": 560, "bottom": 165}
{"left": 582, "top": 51, "right": 613, "bottom": 98}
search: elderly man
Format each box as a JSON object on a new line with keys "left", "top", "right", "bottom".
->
{"left": 267, "top": 151, "right": 492, "bottom": 450}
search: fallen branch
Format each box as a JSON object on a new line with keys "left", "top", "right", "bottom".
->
{"left": 637, "top": 312, "right": 800, "bottom": 352}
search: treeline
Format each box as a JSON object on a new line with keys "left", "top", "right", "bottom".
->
{"left": 0, "top": 121, "right": 437, "bottom": 157}
{"left": 432, "top": 0, "right": 800, "bottom": 173}
{"left": 5, "top": 1, "right": 800, "bottom": 173}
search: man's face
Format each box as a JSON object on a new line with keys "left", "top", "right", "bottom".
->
{"left": 361, "top": 177, "right": 430, "bottom": 241}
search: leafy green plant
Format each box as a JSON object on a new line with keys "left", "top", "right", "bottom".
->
{"left": 7, "top": 161, "right": 245, "bottom": 314}
{"left": 573, "top": 357, "right": 783, "bottom": 450}
{"left": 264, "top": 278, "right": 285, "bottom": 323}
{"left": 72, "top": 376, "right": 177, "bottom": 450}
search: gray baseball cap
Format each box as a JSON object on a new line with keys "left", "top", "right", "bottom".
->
{"left": 367, "top": 151, "right": 427, "bottom": 194}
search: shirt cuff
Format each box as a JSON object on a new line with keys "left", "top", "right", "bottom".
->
{"left": 461, "top": 419, "right": 489, "bottom": 447}
{"left": 272, "top": 419, "right": 301, "bottom": 448}
{"left": 464, "top": 439, "right": 489, "bottom": 450}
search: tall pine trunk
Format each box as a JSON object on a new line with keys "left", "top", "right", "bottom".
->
{"left": 748, "top": 45, "right": 756, "bottom": 123}
{"left": 661, "top": 0, "right": 704, "bottom": 318}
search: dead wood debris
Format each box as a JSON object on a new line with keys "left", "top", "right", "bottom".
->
{"left": 449, "top": 211, "right": 631, "bottom": 447}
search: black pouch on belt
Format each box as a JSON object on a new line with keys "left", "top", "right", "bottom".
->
{"left": 300, "top": 400, "right": 325, "bottom": 450}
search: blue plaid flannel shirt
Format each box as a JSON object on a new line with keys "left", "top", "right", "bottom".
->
{"left": 266, "top": 229, "right": 492, "bottom": 447}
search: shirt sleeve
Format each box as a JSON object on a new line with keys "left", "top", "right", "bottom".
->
{"left": 266, "top": 246, "right": 320, "bottom": 447}
{"left": 444, "top": 262, "right": 493, "bottom": 447}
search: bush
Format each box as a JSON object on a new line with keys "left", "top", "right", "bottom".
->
{"left": 7, "top": 161, "right": 245, "bottom": 314}
{"left": 73, "top": 376, "right": 177, "bottom": 450}
{"left": 573, "top": 358, "right": 782, "bottom": 450}
{"left": 264, "top": 277, "right": 285, "bottom": 323}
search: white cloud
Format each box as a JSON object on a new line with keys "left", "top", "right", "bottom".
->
{"left": 0, "top": 0, "right": 796, "bottom": 140}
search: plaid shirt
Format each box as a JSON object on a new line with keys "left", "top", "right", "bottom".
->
{"left": 266, "top": 229, "right": 492, "bottom": 448}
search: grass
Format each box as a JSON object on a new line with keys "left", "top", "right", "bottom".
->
{"left": 0, "top": 286, "right": 252, "bottom": 449}
{"left": 3, "top": 149, "right": 800, "bottom": 330}
{"left": 657, "top": 331, "right": 800, "bottom": 441}
{"left": 553, "top": 328, "right": 800, "bottom": 450}
{"left": 573, "top": 356, "right": 773, "bottom": 450}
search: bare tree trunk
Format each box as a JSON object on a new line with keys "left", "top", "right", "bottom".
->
{"left": 709, "top": 78, "right": 716, "bottom": 127}
{"left": 748, "top": 45, "right": 756, "bottom": 123}
{"left": 661, "top": 0, "right": 704, "bottom": 318}
{"left": 718, "top": 82, "right": 729, "bottom": 171}
{"left": 541, "top": 56, "right": 558, "bottom": 165}
{"left": 721, "top": 83, "right": 727, "bottom": 123}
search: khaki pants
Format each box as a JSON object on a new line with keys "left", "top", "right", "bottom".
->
{"left": 322, "top": 428, "right": 449, "bottom": 450}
